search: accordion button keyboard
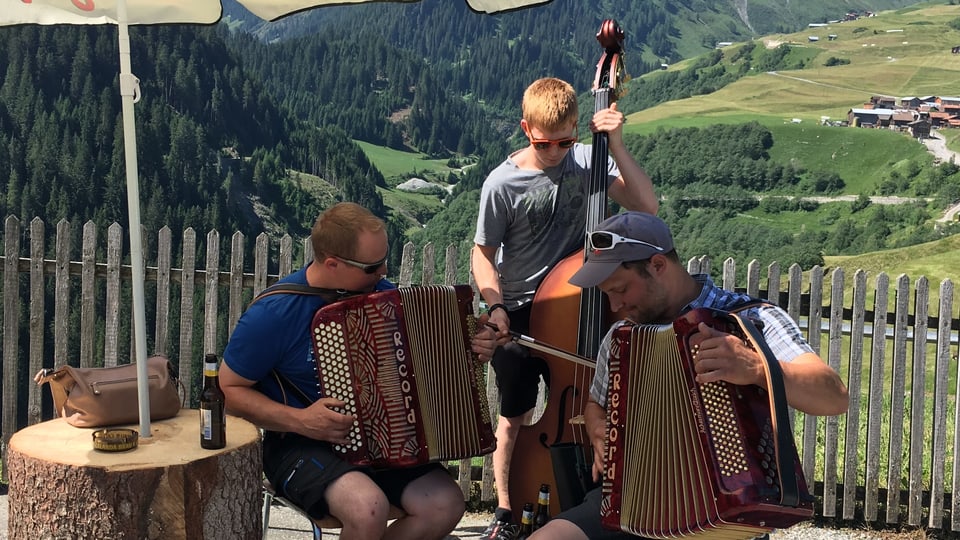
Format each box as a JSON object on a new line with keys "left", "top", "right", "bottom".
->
{"left": 314, "top": 322, "right": 362, "bottom": 453}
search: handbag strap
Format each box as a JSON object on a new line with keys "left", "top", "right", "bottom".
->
{"left": 34, "top": 367, "right": 74, "bottom": 417}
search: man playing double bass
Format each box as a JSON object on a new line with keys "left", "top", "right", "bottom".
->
{"left": 472, "top": 76, "right": 658, "bottom": 540}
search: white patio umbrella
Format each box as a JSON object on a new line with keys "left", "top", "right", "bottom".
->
{"left": 1, "top": 0, "right": 551, "bottom": 438}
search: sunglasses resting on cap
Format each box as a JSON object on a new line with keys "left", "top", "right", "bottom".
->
{"left": 587, "top": 230, "right": 665, "bottom": 253}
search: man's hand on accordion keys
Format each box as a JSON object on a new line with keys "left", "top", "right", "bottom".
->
{"left": 688, "top": 322, "right": 765, "bottom": 388}
{"left": 298, "top": 397, "right": 357, "bottom": 445}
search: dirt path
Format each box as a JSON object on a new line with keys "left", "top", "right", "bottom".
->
{"left": 922, "top": 132, "right": 960, "bottom": 222}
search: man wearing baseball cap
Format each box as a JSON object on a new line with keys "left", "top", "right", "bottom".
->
{"left": 529, "top": 211, "right": 849, "bottom": 540}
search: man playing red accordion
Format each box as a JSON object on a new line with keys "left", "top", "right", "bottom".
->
{"left": 529, "top": 211, "right": 849, "bottom": 540}
{"left": 219, "top": 202, "right": 501, "bottom": 540}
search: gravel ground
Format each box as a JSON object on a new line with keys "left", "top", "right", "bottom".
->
{"left": 0, "top": 490, "right": 930, "bottom": 539}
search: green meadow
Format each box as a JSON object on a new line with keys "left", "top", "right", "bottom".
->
{"left": 626, "top": 3, "right": 960, "bottom": 128}
{"left": 354, "top": 140, "right": 459, "bottom": 180}
{"left": 618, "top": 2, "right": 960, "bottom": 305}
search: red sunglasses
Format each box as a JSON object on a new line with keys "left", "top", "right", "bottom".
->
{"left": 528, "top": 136, "right": 577, "bottom": 151}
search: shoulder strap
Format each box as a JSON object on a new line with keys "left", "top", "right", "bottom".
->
{"left": 272, "top": 370, "right": 316, "bottom": 407}
{"left": 249, "top": 282, "right": 362, "bottom": 307}
{"left": 726, "top": 308, "right": 800, "bottom": 508}
{"left": 726, "top": 298, "right": 771, "bottom": 314}
{"left": 250, "top": 282, "right": 362, "bottom": 409}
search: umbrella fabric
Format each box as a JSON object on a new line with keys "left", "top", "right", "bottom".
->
{"left": 5, "top": 0, "right": 551, "bottom": 25}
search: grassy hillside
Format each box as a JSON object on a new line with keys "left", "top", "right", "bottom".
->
{"left": 614, "top": 3, "right": 960, "bottom": 254}
{"left": 626, "top": 3, "right": 960, "bottom": 127}
{"left": 823, "top": 232, "right": 960, "bottom": 307}
{"left": 353, "top": 141, "right": 459, "bottom": 180}
{"left": 826, "top": 233, "right": 960, "bottom": 286}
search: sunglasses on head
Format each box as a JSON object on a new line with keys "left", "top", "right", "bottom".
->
{"left": 529, "top": 136, "right": 577, "bottom": 151}
{"left": 333, "top": 254, "right": 387, "bottom": 274}
{"left": 587, "top": 230, "right": 665, "bottom": 253}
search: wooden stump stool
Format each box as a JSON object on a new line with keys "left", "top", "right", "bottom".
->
{"left": 7, "top": 409, "right": 262, "bottom": 540}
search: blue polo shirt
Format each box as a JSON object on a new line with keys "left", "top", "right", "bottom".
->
{"left": 223, "top": 265, "right": 394, "bottom": 407}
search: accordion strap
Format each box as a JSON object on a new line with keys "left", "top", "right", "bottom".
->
{"left": 727, "top": 307, "right": 801, "bottom": 508}
{"left": 272, "top": 370, "right": 316, "bottom": 407}
{"left": 250, "top": 282, "right": 361, "bottom": 410}
{"left": 250, "top": 282, "right": 363, "bottom": 307}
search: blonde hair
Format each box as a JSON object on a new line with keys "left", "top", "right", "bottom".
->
{"left": 522, "top": 77, "right": 578, "bottom": 132}
{"left": 311, "top": 202, "right": 385, "bottom": 261}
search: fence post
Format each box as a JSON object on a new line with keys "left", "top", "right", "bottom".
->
{"left": 78, "top": 222, "right": 95, "bottom": 367}
{"left": 421, "top": 242, "right": 435, "bottom": 285}
{"left": 228, "top": 231, "right": 245, "bottom": 333}
{"left": 842, "top": 270, "right": 867, "bottom": 519}
{"left": 801, "top": 266, "right": 823, "bottom": 489}
{"left": 155, "top": 227, "right": 173, "bottom": 357}
{"left": 56, "top": 221, "right": 76, "bottom": 365}
{"left": 2, "top": 215, "right": 23, "bottom": 484}
{"left": 929, "top": 279, "right": 953, "bottom": 529}
{"left": 253, "top": 233, "right": 270, "bottom": 295}
{"left": 104, "top": 223, "right": 122, "bottom": 366}
{"left": 28, "top": 219, "right": 47, "bottom": 425}
{"left": 822, "top": 267, "right": 844, "bottom": 517}
{"left": 886, "top": 274, "right": 910, "bottom": 525}
{"left": 203, "top": 230, "right": 220, "bottom": 356}
{"left": 908, "top": 277, "right": 930, "bottom": 526}
{"left": 178, "top": 228, "right": 198, "bottom": 403}
{"left": 864, "top": 272, "right": 889, "bottom": 522}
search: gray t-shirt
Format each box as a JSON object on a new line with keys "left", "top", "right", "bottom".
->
{"left": 474, "top": 143, "right": 619, "bottom": 308}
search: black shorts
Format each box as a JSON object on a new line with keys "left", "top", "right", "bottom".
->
{"left": 490, "top": 303, "right": 548, "bottom": 418}
{"left": 263, "top": 431, "right": 445, "bottom": 519}
{"left": 555, "top": 487, "right": 647, "bottom": 539}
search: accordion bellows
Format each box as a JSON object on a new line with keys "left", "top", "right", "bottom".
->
{"left": 601, "top": 308, "right": 813, "bottom": 538}
{"left": 310, "top": 284, "right": 495, "bottom": 468}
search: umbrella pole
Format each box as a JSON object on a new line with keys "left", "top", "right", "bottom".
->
{"left": 117, "top": 0, "right": 151, "bottom": 438}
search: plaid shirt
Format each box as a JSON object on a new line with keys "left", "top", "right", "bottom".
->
{"left": 590, "top": 274, "right": 813, "bottom": 407}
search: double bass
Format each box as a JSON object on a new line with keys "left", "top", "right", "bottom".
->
{"left": 506, "top": 19, "right": 629, "bottom": 516}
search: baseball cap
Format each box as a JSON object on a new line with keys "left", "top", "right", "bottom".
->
{"left": 568, "top": 212, "right": 674, "bottom": 288}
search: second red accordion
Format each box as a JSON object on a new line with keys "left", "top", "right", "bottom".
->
{"left": 601, "top": 307, "right": 813, "bottom": 538}
{"left": 310, "top": 284, "right": 495, "bottom": 468}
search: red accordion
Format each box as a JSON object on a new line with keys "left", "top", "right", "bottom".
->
{"left": 310, "top": 284, "right": 495, "bottom": 468}
{"left": 601, "top": 307, "right": 813, "bottom": 538}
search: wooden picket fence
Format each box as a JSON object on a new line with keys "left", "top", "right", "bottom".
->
{"left": 1, "top": 215, "right": 958, "bottom": 533}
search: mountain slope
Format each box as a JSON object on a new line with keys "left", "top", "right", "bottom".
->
{"left": 627, "top": 3, "right": 960, "bottom": 126}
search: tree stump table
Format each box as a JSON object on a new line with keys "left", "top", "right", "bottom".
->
{"left": 6, "top": 409, "right": 262, "bottom": 539}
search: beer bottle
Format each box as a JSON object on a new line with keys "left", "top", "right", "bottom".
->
{"left": 533, "top": 483, "right": 551, "bottom": 530}
{"left": 199, "top": 353, "right": 226, "bottom": 449}
{"left": 517, "top": 502, "right": 534, "bottom": 539}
